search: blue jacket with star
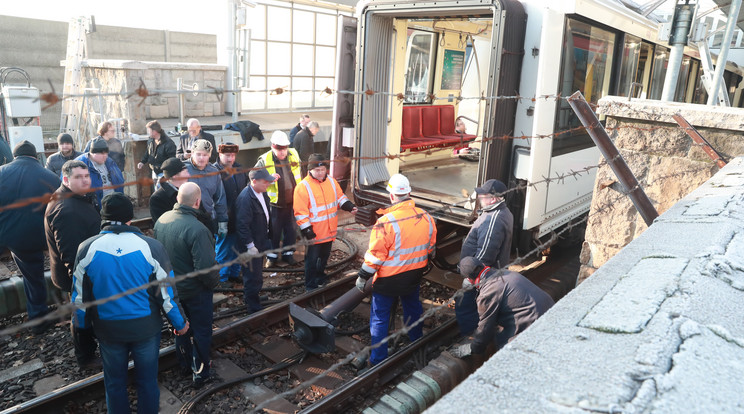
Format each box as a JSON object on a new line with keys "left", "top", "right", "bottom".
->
{"left": 72, "top": 224, "right": 187, "bottom": 343}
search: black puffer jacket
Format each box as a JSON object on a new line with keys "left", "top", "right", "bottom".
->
{"left": 44, "top": 185, "right": 100, "bottom": 291}
{"left": 460, "top": 201, "right": 514, "bottom": 269}
{"left": 153, "top": 204, "right": 218, "bottom": 301}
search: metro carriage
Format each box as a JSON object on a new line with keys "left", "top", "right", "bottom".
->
{"left": 333, "top": 0, "right": 744, "bottom": 267}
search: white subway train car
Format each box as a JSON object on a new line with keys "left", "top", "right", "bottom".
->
{"left": 330, "top": 0, "right": 744, "bottom": 266}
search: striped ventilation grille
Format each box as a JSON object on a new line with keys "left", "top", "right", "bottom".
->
{"left": 359, "top": 14, "right": 394, "bottom": 186}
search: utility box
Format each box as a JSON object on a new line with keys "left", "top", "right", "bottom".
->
{"left": 1, "top": 86, "right": 41, "bottom": 118}
{"left": 8, "top": 126, "right": 44, "bottom": 153}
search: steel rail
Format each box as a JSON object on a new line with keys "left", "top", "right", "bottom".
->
{"left": 299, "top": 318, "right": 460, "bottom": 414}
{"left": 1, "top": 276, "right": 356, "bottom": 414}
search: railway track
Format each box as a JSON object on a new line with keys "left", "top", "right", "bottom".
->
{"left": 2, "top": 271, "right": 460, "bottom": 414}
{"left": 0, "top": 213, "right": 581, "bottom": 413}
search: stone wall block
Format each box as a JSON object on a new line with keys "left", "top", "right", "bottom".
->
{"left": 149, "top": 105, "right": 169, "bottom": 119}
{"left": 204, "top": 70, "right": 225, "bottom": 81}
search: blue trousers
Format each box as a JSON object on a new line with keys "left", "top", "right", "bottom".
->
{"left": 242, "top": 256, "right": 264, "bottom": 313}
{"left": 99, "top": 332, "right": 161, "bottom": 414}
{"left": 11, "top": 249, "right": 49, "bottom": 320}
{"left": 369, "top": 287, "right": 423, "bottom": 366}
{"left": 304, "top": 241, "right": 332, "bottom": 290}
{"left": 216, "top": 233, "right": 241, "bottom": 281}
{"left": 176, "top": 291, "right": 214, "bottom": 382}
{"left": 268, "top": 205, "right": 296, "bottom": 260}
{"left": 455, "top": 288, "right": 479, "bottom": 336}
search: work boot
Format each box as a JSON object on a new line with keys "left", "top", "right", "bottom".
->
{"left": 265, "top": 258, "right": 277, "bottom": 269}
{"left": 282, "top": 255, "right": 298, "bottom": 266}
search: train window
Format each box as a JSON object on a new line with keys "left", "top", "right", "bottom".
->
{"left": 647, "top": 45, "right": 669, "bottom": 100}
{"left": 553, "top": 18, "right": 615, "bottom": 155}
{"left": 685, "top": 60, "right": 699, "bottom": 103}
{"left": 633, "top": 42, "right": 654, "bottom": 99}
{"left": 674, "top": 56, "right": 691, "bottom": 102}
{"left": 692, "top": 66, "right": 708, "bottom": 104}
{"left": 723, "top": 71, "right": 741, "bottom": 104}
{"left": 617, "top": 34, "right": 641, "bottom": 97}
{"left": 403, "top": 30, "right": 437, "bottom": 104}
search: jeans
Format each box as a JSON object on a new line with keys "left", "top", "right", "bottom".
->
{"left": 176, "top": 291, "right": 214, "bottom": 382}
{"left": 242, "top": 256, "right": 264, "bottom": 313}
{"left": 369, "top": 287, "right": 423, "bottom": 366}
{"left": 11, "top": 249, "right": 49, "bottom": 320}
{"left": 455, "top": 288, "right": 479, "bottom": 336}
{"left": 304, "top": 241, "right": 332, "bottom": 290}
{"left": 268, "top": 205, "right": 296, "bottom": 260}
{"left": 99, "top": 332, "right": 161, "bottom": 414}
{"left": 215, "top": 233, "right": 241, "bottom": 281}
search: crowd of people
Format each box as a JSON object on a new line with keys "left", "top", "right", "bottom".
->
{"left": 0, "top": 113, "right": 554, "bottom": 412}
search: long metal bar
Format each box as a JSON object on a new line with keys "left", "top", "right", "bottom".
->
{"left": 707, "top": 0, "right": 742, "bottom": 105}
{"left": 299, "top": 318, "right": 460, "bottom": 414}
{"left": 672, "top": 114, "right": 728, "bottom": 168}
{"left": 567, "top": 91, "right": 659, "bottom": 227}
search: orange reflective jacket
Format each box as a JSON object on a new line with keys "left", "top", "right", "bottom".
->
{"left": 293, "top": 174, "right": 349, "bottom": 244}
{"left": 362, "top": 199, "right": 437, "bottom": 279}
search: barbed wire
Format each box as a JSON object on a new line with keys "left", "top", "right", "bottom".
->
{"left": 3, "top": 114, "right": 714, "bottom": 214}
{"left": 251, "top": 161, "right": 721, "bottom": 412}
{"left": 17, "top": 80, "right": 594, "bottom": 108}
{"left": 0, "top": 157, "right": 615, "bottom": 336}
{"left": 4, "top": 154, "right": 718, "bottom": 338}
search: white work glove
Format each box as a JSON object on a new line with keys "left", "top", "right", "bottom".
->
{"left": 449, "top": 343, "right": 472, "bottom": 358}
{"left": 246, "top": 245, "right": 259, "bottom": 257}
{"left": 462, "top": 277, "right": 475, "bottom": 290}
{"left": 217, "top": 222, "right": 228, "bottom": 238}
{"left": 356, "top": 276, "right": 367, "bottom": 292}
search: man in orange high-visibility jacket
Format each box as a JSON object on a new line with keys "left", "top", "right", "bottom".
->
{"left": 294, "top": 153, "right": 357, "bottom": 291}
{"left": 356, "top": 173, "right": 437, "bottom": 366}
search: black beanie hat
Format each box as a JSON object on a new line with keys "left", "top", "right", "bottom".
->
{"left": 13, "top": 140, "right": 37, "bottom": 158}
{"left": 161, "top": 157, "right": 187, "bottom": 179}
{"left": 307, "top": 153, "right": 328, "bottom": 170}
{"left": 57, "top": 133, "right": 74, "bottom": 145}
{"left": 100, "top": 193, "right": 134, "bottom": 223}
{"left": 90, "top": 138, "right": 109, "bottom": 154}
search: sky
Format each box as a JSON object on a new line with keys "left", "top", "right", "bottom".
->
{"left": 0, "top": 0, "right": 224, "bottom": 34}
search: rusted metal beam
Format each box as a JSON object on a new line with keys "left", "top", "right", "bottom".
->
{"left": 567, "top": 91, "right": 659, "bottom": 227}
{"left": 672, "top": 114, "right": 728, "bottom": 169}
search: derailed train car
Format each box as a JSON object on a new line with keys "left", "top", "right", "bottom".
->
{"left": 328, "top": 0, "right": 744, "bottom": 268}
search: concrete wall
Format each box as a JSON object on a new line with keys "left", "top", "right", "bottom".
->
{"left": 76, "top": 60, "right": 226, "bottom": 138}
{"left": 428, "top": 156, "right": 744, "bottom": 413}
{"left": 0, "top": 15, "right": 217, "bottom": 138}
{"left": 578, "top": 97, "right": 744, "bottom": 284}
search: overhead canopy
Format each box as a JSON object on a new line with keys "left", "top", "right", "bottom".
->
{"left": 710, "top": 0, "right": 744, "bottom": 32}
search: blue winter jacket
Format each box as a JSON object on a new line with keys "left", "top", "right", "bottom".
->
{"left": 75, "top": 153, "right": 125, "bottom": 208}
{"left": 72, "top": 224, "right": 187, "bottom": 343}
{"left": 0, "top": 156, "right": 61, "bottom": 251}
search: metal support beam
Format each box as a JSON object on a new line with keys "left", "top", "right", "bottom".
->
{"left": 662, "top": 2, "right": 695, "bottom": 101}
{"left": 567, "top": 91, "right": 659, "bottom": 227}
{"left": 707, "top": 0, "right": 742, "bottom": 105}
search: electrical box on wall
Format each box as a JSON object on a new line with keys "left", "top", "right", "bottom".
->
{"left": 8, "top": 126, "right": 44, "bottom": 153}
{"left": 2, "top": 86, "right": 41, "bottom": 118}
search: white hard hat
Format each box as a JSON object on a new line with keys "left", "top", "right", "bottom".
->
{"left": 270, "top": 130, "right": 290, "bottom": 146}
{"left": 387, "top": 174, "right": 411, "bottom": 195}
